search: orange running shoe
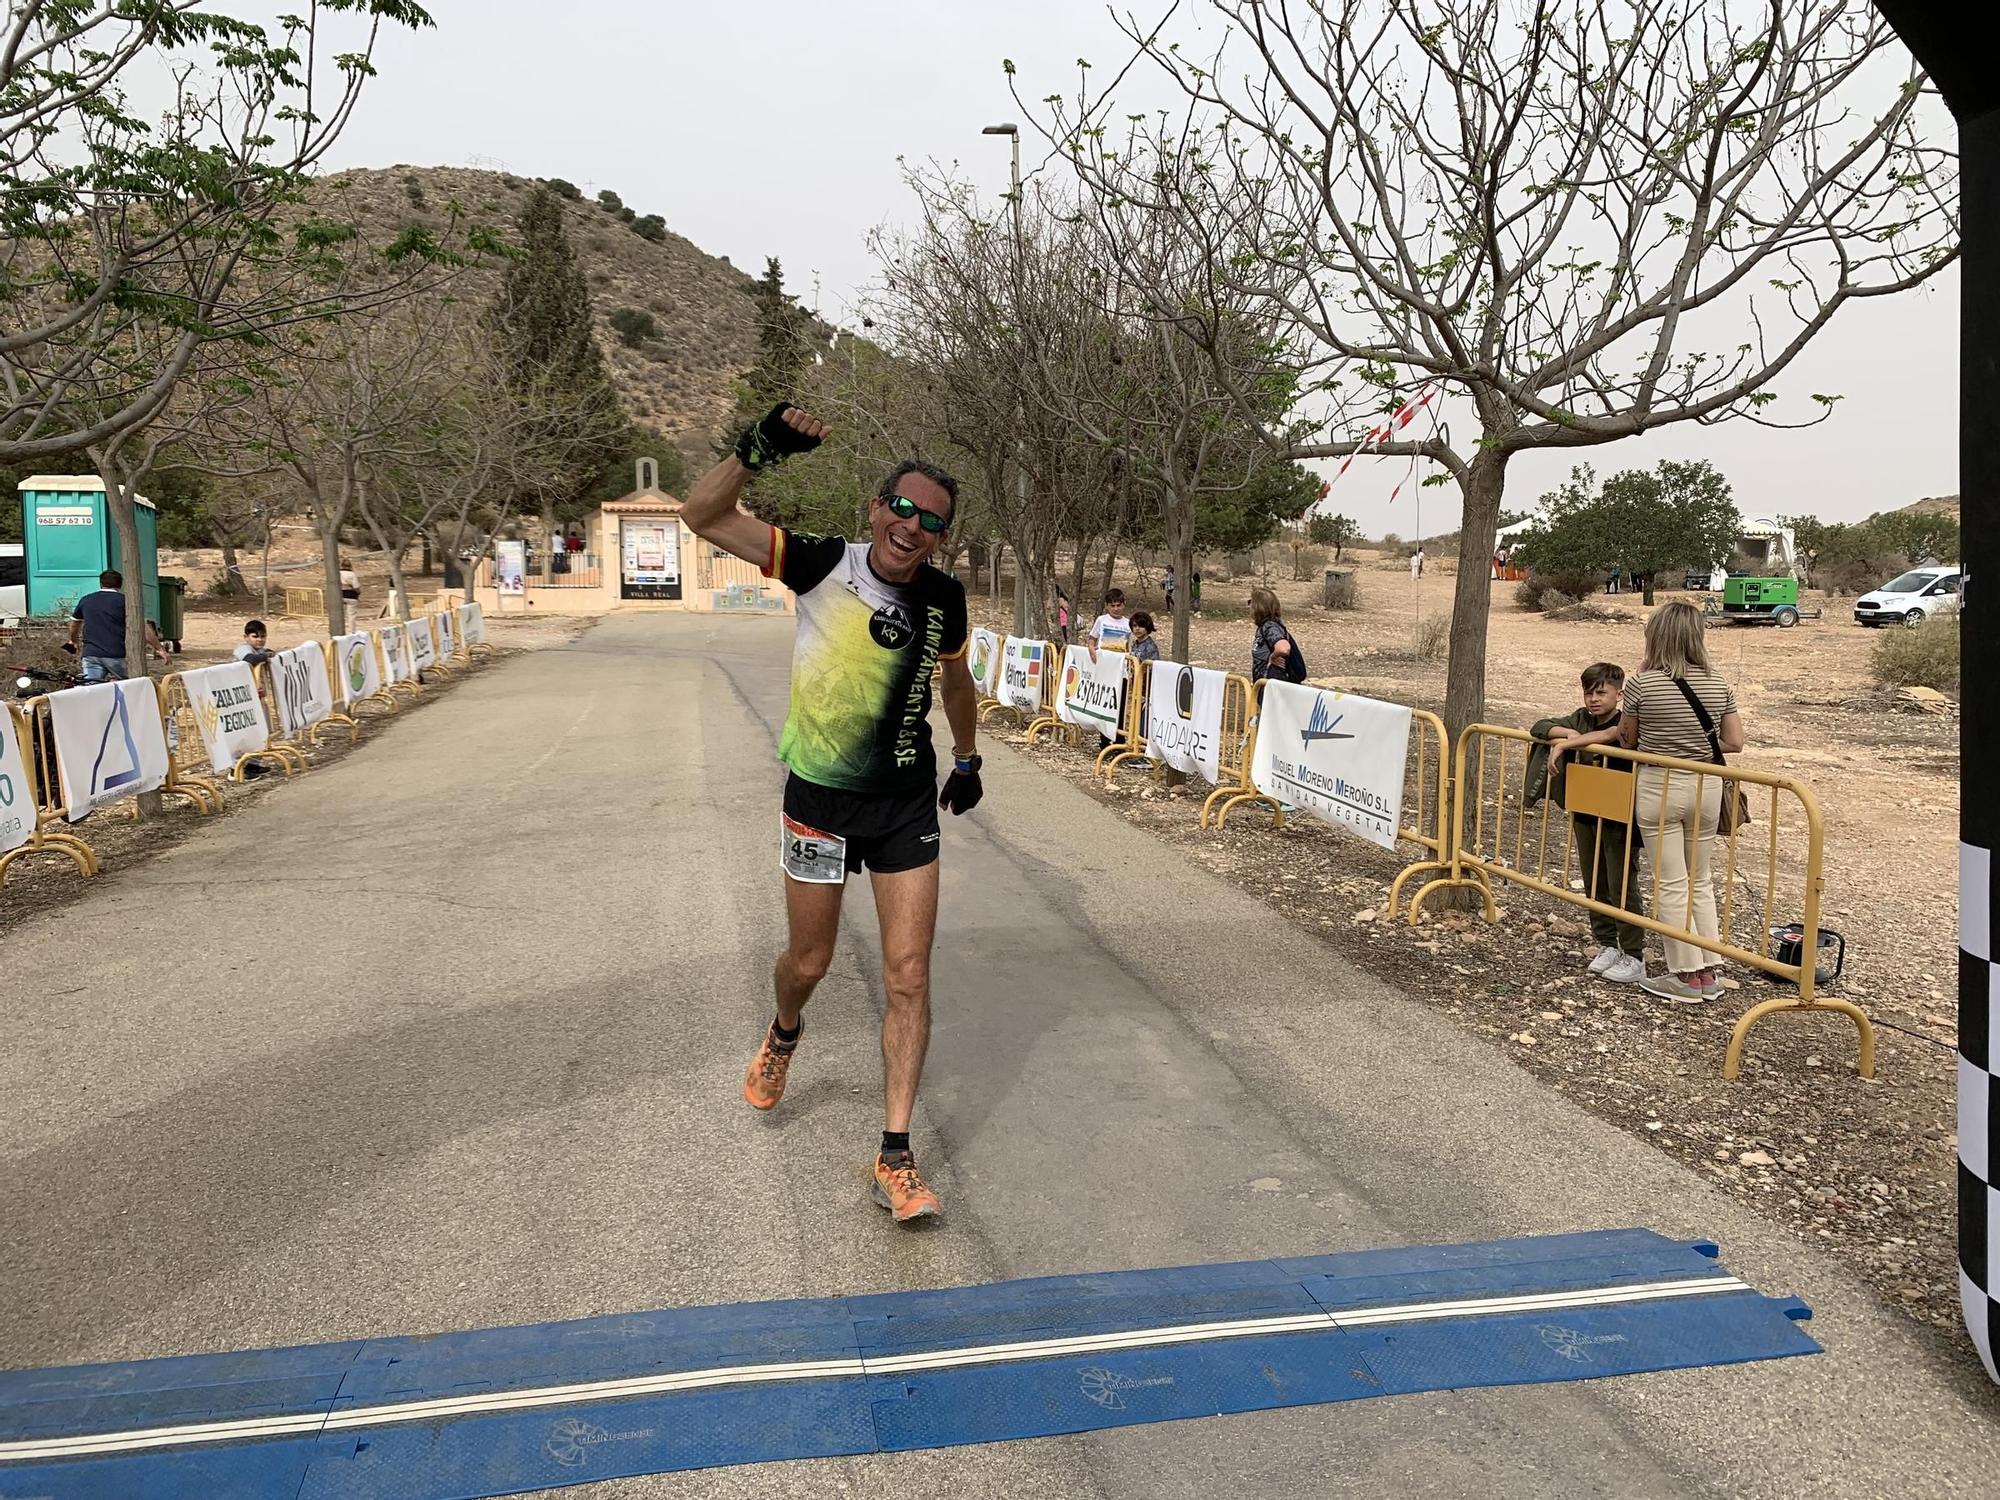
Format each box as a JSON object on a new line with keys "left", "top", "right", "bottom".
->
{"left": 742, "top": 1026, "right": 799, "bottom": 1111}
{"left": 872, "top": 1150, "right": 942, "bottom": 1222}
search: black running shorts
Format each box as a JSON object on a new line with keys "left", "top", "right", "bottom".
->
{"left": 782, "top": 773, "right": 941, "bottom": 875}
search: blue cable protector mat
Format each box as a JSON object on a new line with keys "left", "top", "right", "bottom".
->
{"left": 0, "top": 1228, "right": 1817, "bottom": 1499}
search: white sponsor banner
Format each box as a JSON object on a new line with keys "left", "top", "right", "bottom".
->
{"left": 1056, "top": 645, "right": 1126, "bottom": 736}
{"left": 435, "top": 608, "right": 457, "bottom": 659}
{"left": 495, "top": 539, "right": 526, "bottom": 596}
{"left": 1, "top": 707, "right": 33, "bottom": 853}
{"left": 999, "top": 636, "right": 1047, "bottom": 712}
{"left": 47, "top": 679, "right": 170, "bottom": 818}
{"left": 269, "top": 641, "right": 334, "bottom": 737}
{"left": 1250, "top": 680, "right": 1411, "bottom": 851}
{"left": 178, "top": 661, "right": 271, "bottom": 776}
{"left": 334, "top": 632, "right": 383, "bottom": 704}
{"left": 1145, "top": 661, "right": 1227, "bottom": 784}
{"left": 968, "top": 628, "right": 1004, "bottom": 698}
{"left": 408, "top": 616, "right": 437, "bottom": 670}
{"left": 378, "top": 624, "right": 409, "bottom": 685}
{"left": 457, "top": 603, "right": 486, "bottom": 645}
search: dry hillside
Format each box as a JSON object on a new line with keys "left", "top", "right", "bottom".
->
{"left": 316, "top": 165, "right": 759, "bottom": 463}
{"left": 1895, "top": 493, "right": 1959, "bottom": 519}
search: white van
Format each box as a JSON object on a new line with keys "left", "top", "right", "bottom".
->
{"left": 1, "top": 542, "right": 25, "bottom": 626}
{"left": 1853, "top": 565, "right": 1962, "bottom": 627}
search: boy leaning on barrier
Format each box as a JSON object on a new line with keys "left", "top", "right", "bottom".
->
{"left": 1526, "top": 663, "right": 1646, "bottom": 986}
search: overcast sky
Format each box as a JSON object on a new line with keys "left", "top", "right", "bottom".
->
{"left": 314, "top": 0, "right": 1959, "bottom": 535}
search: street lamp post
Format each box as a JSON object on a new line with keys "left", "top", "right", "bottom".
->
{"left": 984, "top": 123, "right": 1031, "bottom": 634}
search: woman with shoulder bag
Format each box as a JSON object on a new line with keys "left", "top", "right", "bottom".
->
{"left": 1249, "top": 587, "right": 1307, "bottom": 683}
{"left": 1619, "top": 600, "right": 1747, "bottom": 1003}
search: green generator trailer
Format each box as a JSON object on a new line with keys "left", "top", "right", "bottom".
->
{"left": 1708, "top": 573, "right": 1820, "bottom": 627}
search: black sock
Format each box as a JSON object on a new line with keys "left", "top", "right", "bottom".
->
{"left": 880, "top": 1130, "right": 910, "bottom": 1157}
{"left": 770, "top": 1017, "right": 800, "bottom": 1046}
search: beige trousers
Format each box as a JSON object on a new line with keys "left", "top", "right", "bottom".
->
{"left": 1635, "top": 764, "right": 1722, "bottom": 974}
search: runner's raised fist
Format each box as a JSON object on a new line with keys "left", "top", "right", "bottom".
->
{"left": 735, "top": 403, "right": 829, "bottom": 471}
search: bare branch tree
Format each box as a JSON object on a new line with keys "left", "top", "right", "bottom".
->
{"left": 1025, "top": 0, "right": 1956, "bottom": 734}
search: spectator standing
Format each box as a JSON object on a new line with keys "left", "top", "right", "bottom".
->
{"left": 1248, "top": 588, "right": 1307, "bottom": 683}
{"left": 232, "top": 620, "right": 276, "bottom": 667}
{"left": 66, "top": 569, "right": 167, "bottom": 682}
{"left": 1619, "top": 600, "right": 1745, "bottom": 1003}
{"left": 1087, "top": 589, "right": 1132, "bottom": 657}
{"left": 1162, "top": 566, "right": 1176, "bottom": 613}
{"left": 1128, "top": 610, "right": 1161, "bottom": 663}
{"left": 1190, "top": 568, "right": 1203, "bottom": 611}
{"left": 1527, "top": 663, "right": 1645, "bottom": 985}
{"left": 1054, "top": 586, "right": 1072, "bottom": 647}
{"left": 339, "top": 558, "right": 361, "bottom": 632}
{"left": 1410, "top": 546, "right": 1426, "bottom": 580}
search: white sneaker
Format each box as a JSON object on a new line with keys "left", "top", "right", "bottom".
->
{"left": 1587, "top": 946, "right": 1620, "bottom": 976}
{"left": 1602, "top": 953, "right": 1645, "bottom": 985}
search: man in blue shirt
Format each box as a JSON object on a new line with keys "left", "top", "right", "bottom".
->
{"left": 66, "top": 570, "right": 168, "bottom": 682}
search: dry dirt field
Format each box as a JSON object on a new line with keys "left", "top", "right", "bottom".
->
{"left": 972, "top": 546, "right": 1965, "bottom": 1352}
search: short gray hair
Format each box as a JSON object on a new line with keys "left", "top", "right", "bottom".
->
{"left": 876, "top": 460, "right": 960, "bottom": 523}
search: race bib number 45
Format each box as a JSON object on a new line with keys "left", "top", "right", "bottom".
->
{"left": 780, "top": 813, "right": 847, "bottom": 884}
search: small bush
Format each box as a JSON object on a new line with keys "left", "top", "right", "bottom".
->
{"left": 1516, "top": 569, "right": 1600, "bottom": 610}
{"left": 1539, "top": 588, "right": 1580, "bottom": 614}
{"left": 1323, "top": 571, "right": 1358, "bottom": 610}
{"left": 609, "top": 308, "right": 660, "bottom": 347}
{"left": 1414, "top": 611, "right": 1449, "bottom": 660}
{"left": 597, "top": 188, "right": 624, "bottom": 214}
{"left": 542, "top": 177, "right": 582, "bottom": 200}
{"left": 1870, "top": 613, "right": 1959, "bottom": 692}
{"left": 634, "top": 214, "right": 667, "bottom": 242}
{"left": 403, "top": 181, "right": 425, "bottom": 208}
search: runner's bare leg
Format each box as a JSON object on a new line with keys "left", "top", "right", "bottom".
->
{"left": 869, "top": 863, "right": 939, "bottom": 1133}
{"left": 776, "top": 876, "right": 844, "bottom": 1030}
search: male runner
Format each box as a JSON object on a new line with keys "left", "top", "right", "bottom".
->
{"left": 680, "top": 403, "right": 983, "bottom": 1222}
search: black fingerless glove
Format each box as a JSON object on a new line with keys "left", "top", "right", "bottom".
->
{"left": 938, "top": 754, "right": 983, "bottom": 815}
{"left": 733, "top": 402, "right": 822, "bottom": 471}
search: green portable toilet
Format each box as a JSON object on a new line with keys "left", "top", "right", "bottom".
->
{"left": 16, "top": 475, "right": 160, "bottom": 628}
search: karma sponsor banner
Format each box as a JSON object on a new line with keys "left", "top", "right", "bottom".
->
{"left": 457, "top": 603, "right": 486, "bottom": 645}
{"left": 47, "top": 679, "right": 171, "bottom": 818}
{"left": 178, "top": 661, "right": 271, "bottom": 776}
{"left": 334, "top": 631, "right": 384, "bottom": 704}
{"left": 1000, "top": 636, "right": 1046, "bottom": 712}
{"left": 269, "top": 641, "right": 334, "bottom": 737}
{"left": 1057, "top": 645, "right": 1127, "bottom": 737}
{"left": 1251, "top": 680, "right": 1411, "bottom": 851}
{"left": 408, "top": 616, "right": 437, "bottom": 671}
{"left": 1145, "top": 661, "right": 1226, "bottom": 784}
{"left": 968, "top": 628, "right": 1004, "bottom": 698}
{"left": 1, "top": 707, "right": 33, "bottom": 852}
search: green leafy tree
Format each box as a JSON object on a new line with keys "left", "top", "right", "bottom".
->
{"left": 488, "top": 187, "right": 628, "bottom": 522}
{"left": 582, "top": 425, "right": 689, "bottom": 506}
{"left": 1308, "top": 512, "right": 1358, "bottom": 560}
{"left": 721, "top": 259, "right": 813, "bottom": 452}
{"left": 1514, "top": 461, "right": 1741, "bottom": 605}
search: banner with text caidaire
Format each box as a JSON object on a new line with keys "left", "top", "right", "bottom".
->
{"left": 1250, "top": 680, "right": 1411, "bottom": 851}
{"left": 1145, "top": 661, "right": 1226, "bottom": 784}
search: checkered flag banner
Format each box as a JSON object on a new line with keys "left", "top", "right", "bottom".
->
{"left": 1964, "top": 842, "right": 1997, "bottom": 1382}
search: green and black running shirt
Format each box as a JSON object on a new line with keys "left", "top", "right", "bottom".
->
{"left": 762, "top": 529, "right": 969, "bottom": 794}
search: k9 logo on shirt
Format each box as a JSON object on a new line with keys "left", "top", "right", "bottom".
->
{"left": 869, "top": 603, "right": 914, "bottom": 650}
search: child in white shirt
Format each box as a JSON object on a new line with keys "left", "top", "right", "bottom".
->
{"left": 1088, "top": 588, "right": 1132, "bottom": 659}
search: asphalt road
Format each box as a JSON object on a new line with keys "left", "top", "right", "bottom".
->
{"left": 2, "top": 612, "right": 1994, "bottom": 1498}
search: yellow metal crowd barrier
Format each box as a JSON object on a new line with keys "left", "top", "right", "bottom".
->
{"left": 282, "top": 585, "right": 324, "bottom": 623}
{"left": 0, "top": 699, "right": 98, "bottom": 885}
{"left": 1096, "top": 658, "right": 1152, "bottom": 780}
{"left": 154, "top": 675, "right": 227, "bottom": 810}
{"left": 1411, "top": 723, "right": 1869, "bottom": 1080}
{"left": 1201, "top": 675, "right": 1283, "bottom": 830}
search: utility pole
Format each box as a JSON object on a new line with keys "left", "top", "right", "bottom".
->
{"left": 984, "top": 122, "right": 1030, "bottom": 634}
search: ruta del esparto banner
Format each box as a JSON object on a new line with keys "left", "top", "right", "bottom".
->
{"left": 47, "top": 680, "right": 171, "bottom": 818}
{"left": 1145, "top": 661, "right": 1226, "bottom": 784}
{"left": 1251, "top": 680, "right": 1411, "bottom": 851}
{"left": 968, "top": 628, "right": 1003, "bottom": 697}
{"left": 334, "top": 632, "right": 383, "bottom": 704}
{"left": 1057, "top": 645, "right": 1127, "bottom": 737}
{"left": 178, "top": 661, "right": 271, "bottom": 777}
{"left": 1000, "top": 636, "right": 1046, "bottom": 712}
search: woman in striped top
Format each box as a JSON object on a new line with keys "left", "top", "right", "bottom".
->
{"left": 1618, "top": 600, "right": 1747, "bottom": 1003}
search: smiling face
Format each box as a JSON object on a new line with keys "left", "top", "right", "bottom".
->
{"left": 868, "top": 473, "right": 952, "bottom": 582}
